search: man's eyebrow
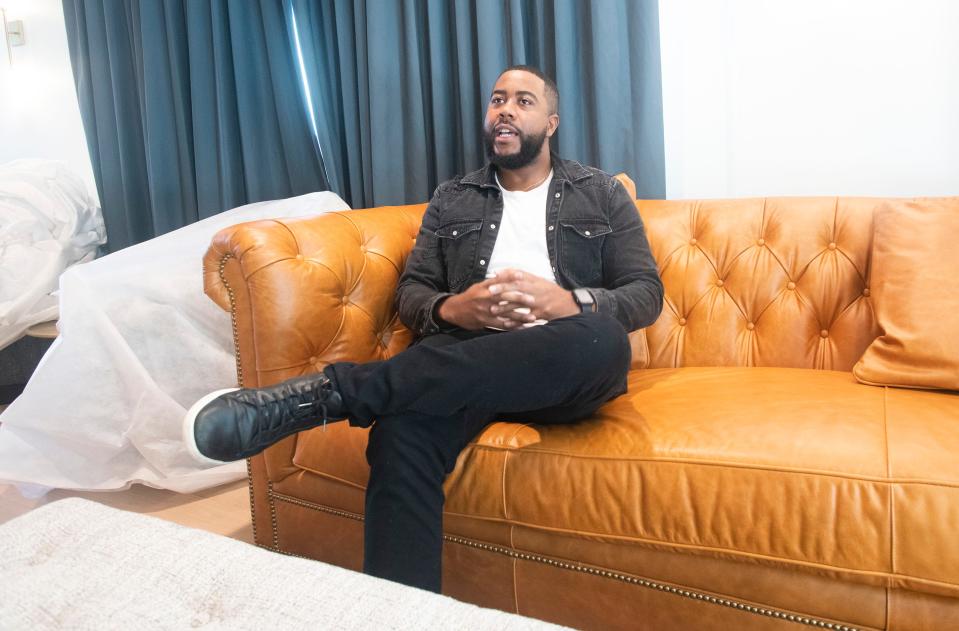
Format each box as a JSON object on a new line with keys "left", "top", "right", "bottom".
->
{"left": 490, "top": 89, "right": 539, "bottom": 100}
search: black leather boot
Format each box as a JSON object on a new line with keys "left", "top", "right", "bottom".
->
{"left": 183, "top": 373, "right": 345, "bottom": 464}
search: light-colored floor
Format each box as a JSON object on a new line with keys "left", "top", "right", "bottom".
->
{"left": 0, "top": 404, "right": 254, "bottom": 543}
{"left": 0, "top": 478, "right": 254, "bottom": 543}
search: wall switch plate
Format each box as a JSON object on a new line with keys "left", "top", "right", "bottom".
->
{"left": 6, "top": 19, "right": 24, "bottom": 46}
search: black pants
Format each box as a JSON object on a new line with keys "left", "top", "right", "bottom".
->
{"left": 324, "top": 311, "right": 631, "bottom": 592}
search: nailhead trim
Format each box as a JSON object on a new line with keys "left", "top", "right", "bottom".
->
{"left": 221, "top": 253, "right": 260, "bottom": 548}
{"left": 217, "top": 254, "right": 244, "bottom": 387}
{"left": 245, "top": 457, "right": 258, "bottom": 545}
{"left": 267, "top": 481, "right": 280, "bottom": 551}
{"left": 272, "top": 490, "right": 365, "bottom": 522}
{"left": 266, "top": 491, "right": 859, "bottom": 630}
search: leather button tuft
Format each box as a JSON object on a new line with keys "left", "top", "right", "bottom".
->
{"left": 787, "top": 281, "right": 796, "bottom": 290}
{"left": 309, "top": 356, "right": 317, "bottom": 363}
{"left": 715, "top": 279, "right": 724, "bottom": 287}
{"left": 820, "top": 329, "right": 829, "bottom": 338}
{"left": 678, "top": 317, "right": 687, "bottom": 326}
{"left": 689, "top": 238, "right": 698, "bottom": 246}
{"left": 863, "top": 288, "right": 871, "bottom": 297}
{"left": 341, "top": 296, "right": 349, "bottom": 305}
{"left": 757, "top": 238, "right": 765, "bottom": 246}
{"left": 296, "top": 254, "right": 304, "bottom": 260}
{"left": 828, "top": 242, "right": 837, "bottom": 250}
{"left": 746, "top": 322, "right": 755, "bottom": 330}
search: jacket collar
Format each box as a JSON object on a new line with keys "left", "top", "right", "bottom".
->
{"left": 460, "top": 152, "right": 593, "bottom": 189}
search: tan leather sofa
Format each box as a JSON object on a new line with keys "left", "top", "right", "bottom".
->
{"left": 203, "top": 182, "right": 959, "bottom": 631}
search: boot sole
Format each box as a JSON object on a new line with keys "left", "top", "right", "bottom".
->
{"left": 182, "top": 388, "right": 241, "bottom": 466}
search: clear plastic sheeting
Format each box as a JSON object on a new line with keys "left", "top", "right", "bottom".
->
{"left": 0, "top": 191, "right": 350, "bottom": 493}
{"left": 0, "top": 160, "right": 105, "bottom": 350}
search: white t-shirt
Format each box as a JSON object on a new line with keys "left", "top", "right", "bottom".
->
{"left": 488, "top": 170, "right": 556, "bottom": 283}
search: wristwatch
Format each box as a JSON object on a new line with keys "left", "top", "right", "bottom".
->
{"left": 572, "top": 288, "right": 596, "bottom": 313}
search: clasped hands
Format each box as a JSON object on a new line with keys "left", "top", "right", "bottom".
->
{"left": 437, "top": 269, "right": 579, "bottom": 331}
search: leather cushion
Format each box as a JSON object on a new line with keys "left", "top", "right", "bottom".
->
{"left": 290, "top": 367, "right": 959, "bottom": 597}
{"left": 854, "top": 197, "right": 959, "bottom": 391}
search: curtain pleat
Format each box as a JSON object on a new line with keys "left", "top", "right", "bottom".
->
{"left": 62, "top": 0, "right": 328, "bottom": 252}
{"left": 288, "top": 0, "right": 665, "bottom": 208}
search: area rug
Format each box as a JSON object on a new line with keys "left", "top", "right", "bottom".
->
{"left": 0, "top": 499, "right": 567, "bottom": 630}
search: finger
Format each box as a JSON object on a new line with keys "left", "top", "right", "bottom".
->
{"left": 489, "top": 301, "right": 530, "bottom": 315}
{"left": 497, "top": 291, "right": 535, "bottom": 305}
{"left": 494, "top": 316, "right": 521, "bottom": 328}
{"left": 497, "top": 307, "right": 537, "bottom": 322}
{"left": 487, "top": 281, "right": 520, "bottom": 296}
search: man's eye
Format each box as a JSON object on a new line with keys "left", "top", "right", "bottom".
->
{"left": 520, "top": 98, "right": 532, "bottom": 105}
{"left": 491, "top": 97, "right": 504, "bottom": 104}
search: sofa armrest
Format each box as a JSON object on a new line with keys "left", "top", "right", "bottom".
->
{"left": 202, "top": 205, "right": 427, "bottom": 545}
{"left": 203, "top": 205, "right": 428, "bottom": 390}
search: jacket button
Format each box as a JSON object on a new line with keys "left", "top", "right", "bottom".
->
{"left": 584, "top": 230, "right": 591, "bottom": 236}
{"left": 452, "top": 230, "right": 458, "bottom": 236}
{"left": 548, "top": 225, "right": 554, "bottom": 231}
{"left": 490, "top": 224, "right": 496, "bottom": 229}
{"left": 480, "top": 259, "right": 486, "bottom": 265}
{"left": 555, "top": 192, "right": 561, "bottom": 198}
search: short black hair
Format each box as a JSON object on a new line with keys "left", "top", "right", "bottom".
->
{"left": 499, "top": 65, "right": 559, "bottom": 115}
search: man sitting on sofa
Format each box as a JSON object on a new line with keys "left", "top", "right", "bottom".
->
{"left": 183, "top": 65, "right": 664, "bottom": 593}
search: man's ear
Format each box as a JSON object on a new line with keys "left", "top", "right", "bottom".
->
{"left": 546, "top": 113, "right": 559, "bottom": 138}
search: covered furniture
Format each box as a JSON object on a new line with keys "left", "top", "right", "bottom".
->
{"left": 203, "top": 183, "right": 959, "bottom": 631}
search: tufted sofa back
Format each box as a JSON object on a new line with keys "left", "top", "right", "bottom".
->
{"left": 638, "top": 197, "right": 880, "bottom": 371}
{"left": 205, "top": 197, "right": 884, "bottom": 387}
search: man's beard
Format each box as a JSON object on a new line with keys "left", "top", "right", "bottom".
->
{"left": 483, "top": 126, "right": 548, "bottom": 170}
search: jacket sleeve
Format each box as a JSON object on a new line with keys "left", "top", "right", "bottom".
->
{"left": 588, "top": 178, "right": 665, "bottom": 332}
{"left": 395, "top": 187, "right": 455, "bottom": 336}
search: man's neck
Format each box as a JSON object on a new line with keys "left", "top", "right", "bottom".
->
{"left": 495, "top": 149, "right": 552, "bottom": 192}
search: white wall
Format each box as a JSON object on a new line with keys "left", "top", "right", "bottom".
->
{"left": 0, "top": 0, "right": 97, "bottom": 201}
{"left": 659, "top": 0, "right": 959, "bottom": 199}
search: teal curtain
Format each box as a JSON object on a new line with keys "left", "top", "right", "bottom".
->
{"left": 62, "top": 0, "right": 328, "bottom": 252}
{"left": 287, "top": 0, "right": 665, "bottom": 208}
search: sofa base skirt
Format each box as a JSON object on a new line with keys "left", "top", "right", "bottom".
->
{"left": 249, "top": 484, "right": 950, "bottom": 631}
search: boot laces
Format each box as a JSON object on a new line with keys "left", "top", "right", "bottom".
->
{"left": 257, "top": 380, "right": 330, "bottom": 436}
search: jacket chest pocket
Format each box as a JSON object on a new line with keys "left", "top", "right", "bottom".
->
{"left": 560, "top": 220, "right": 611, "bottom": 286}
{"left": 436, "top": 220, "right": 482, "bottom": 288}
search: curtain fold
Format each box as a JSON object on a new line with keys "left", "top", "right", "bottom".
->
{"left": 62, "top": 0, "right": 328, "bottom": 252}
{"left": 288, "top": 0, "right": 665, "bottom": 208}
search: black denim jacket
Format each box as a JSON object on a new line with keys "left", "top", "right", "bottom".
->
{"left": 396, "top": 155, "right": 664, "bottom": 336}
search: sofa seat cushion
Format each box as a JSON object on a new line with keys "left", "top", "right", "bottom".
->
{"left": 287, "top": 367, "right": 959, "bottom": 599}
{"left": 448, "top": 367, "right": 959, "bottom": 599}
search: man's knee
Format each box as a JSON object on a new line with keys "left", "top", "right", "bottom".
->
{"left": 564, "top": 312, "right": 630, "bottom": 368}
